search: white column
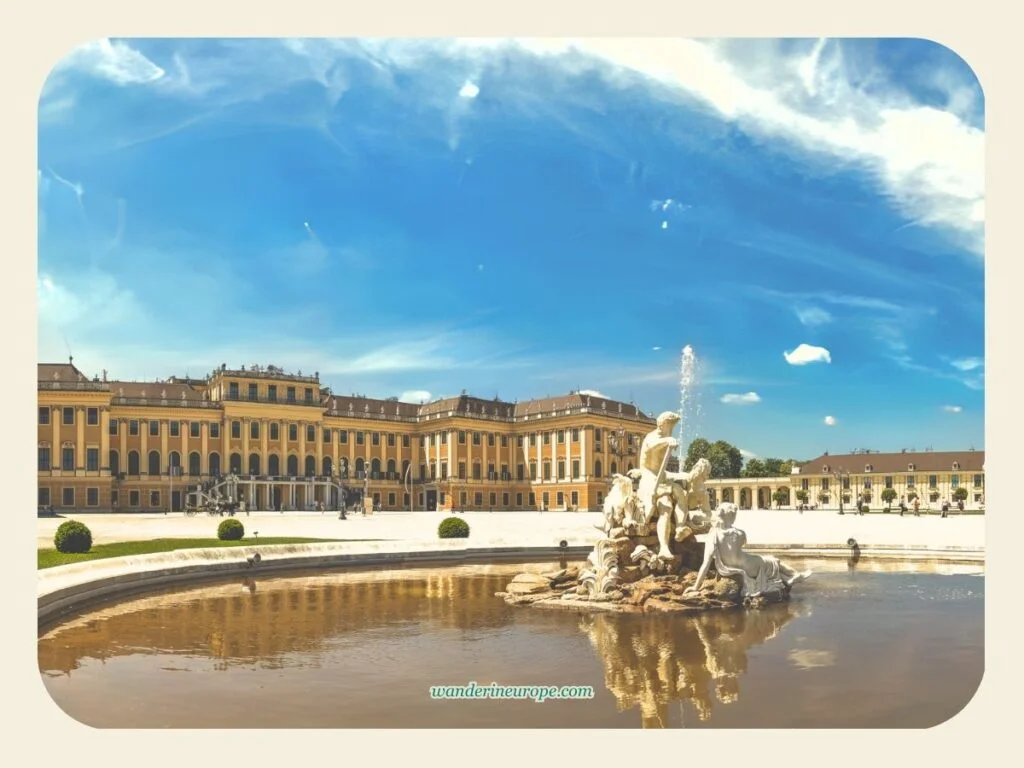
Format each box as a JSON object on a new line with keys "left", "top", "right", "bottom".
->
{"left": 565, "top": 429, "right": 571, "bottom": 480}
{"left": 581, "top": 427, "right": 587, "bottom": 481}
{"left": 434, "top": 433, "right": 441, "bottom": 479}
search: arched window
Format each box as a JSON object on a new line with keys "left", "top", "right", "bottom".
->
{"left": 109, "top": 450, "right": 120, "bottom": 476}
{"left": 322, "top": 456, "right": 332, "bottom": 476}
{"left": 169, "top": 451, "right": 181, "bottom": 473}
{"left": 626, "top": 462, "right": 634, "bottom": 473}
{"left": 355, "top": 458, "right": 365, "bottom": 477}
{"left": 305, "top": 455, "right": 316, "bottom": 477}
{"left": 128, "top": 450, "right": 140, "bottom": 476}
{"left": 268, "top": 454, "right": 280, "bottom": 476}
{"left": 287, "top": 455, "right": 298, "bottom": 476}
{"left": 148, "top": 450, "right": 161, "bottom": 476}
{"left": 249, "top": 453, "right": 261, "bottom": 475}
{"left": 188, "top": 452, "right": 201, "bottom": 477}
{"left": 371, "top": 458, "right": 381, "bottom": 479}
{"left": 209, "top": 453, "right": 221, "bottom": 476}
{"left": 610, "top": 461, "right": 618, "bottom": 476}
{"left": 230, "top": 453, "right": 242, "bottom": 474}
{"left": 401, "top": 460, "right": 410, "bottom": 478}
{"left": 387, "top": 459, "right": 396, "bottom": 476}
{"left": 594, "top": 460, "right": 602, "bottom": 478}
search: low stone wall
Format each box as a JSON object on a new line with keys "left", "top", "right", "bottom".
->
{"left": 37, "top": 541, "right": 591, "bottom": 631}
{"left": 38, "top": 539, "right": 984, "bottom": 633}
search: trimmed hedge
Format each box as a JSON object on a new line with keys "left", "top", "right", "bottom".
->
{"left": 54, "top": 520, "right": 93, "bottom": 554}
{"left": 438, "top": 516, "right": 470, "bottom": 539}
{"left": 217, "top": 518, "right": 245, "bottom": 541}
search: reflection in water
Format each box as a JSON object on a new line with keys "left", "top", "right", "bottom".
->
{"left": 39, "top": 559, "right": 983, "bottom": 728}
{"left": 583, "top": 602, "right": 804, "bottom": 727}
{"left": 40, "top": 567, "right": 522, "bottom": 678}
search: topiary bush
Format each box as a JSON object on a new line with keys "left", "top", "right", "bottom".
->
{"left": 54, "top": 520, "right": 93, "bottom": 554}
{"left": 438, "top": 516, "right": 470, "bottom": 539}
{"left": 217, "top": 518, "right": 245, "bottom": 541}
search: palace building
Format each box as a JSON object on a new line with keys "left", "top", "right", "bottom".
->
{"left": 37, "top": 360, "right": 653, "bottom": 514}
{"left": 789, "top": 449, "right": 985, "bottom": 510}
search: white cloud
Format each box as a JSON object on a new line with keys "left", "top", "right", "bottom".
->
{"left": 784, "top": 343, "right": 832, "bottom": 365}
{"left": 721, "top": 392, "right": 761, "bottom": 405}
{"left": 578, "top": 389, "right": 609, "bottom": 398}
{"left": 824, "top": 415, "right": 837, "bottom": 426}
{"left": 950, "top": 356, "right": 983, "bottom": 371}
{"left": 795, "top": 306, "right": 832, "bottom": 326}
{"left": 661, "top": 221, "right": 668, "bottom": 229}
{"left": 56, "top": 39, "right": 165, "bottom": 86}
{"left": 358, "top": 37, "right": 982, "bottom": 255}
{"left": 942, "top": 405, "right": 963, "bottom": 413}
{"left": 739, "top": 448, "right": 759, "bottom": 459}
{"left": 458, "top": 80, "right": 480, "bottom": 99}
{"left": 398, "top": 390, "right": 432, "bottom": 403}
{"left": 652, "top": 346, "right": 662, "bottom": 351}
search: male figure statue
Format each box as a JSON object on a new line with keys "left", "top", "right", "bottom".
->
{"left": 637, "top": 411, "right": 691, "bottom": 560}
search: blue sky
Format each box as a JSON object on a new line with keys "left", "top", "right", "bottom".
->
{"left": 37, "top": 38, "right": 984, "bottom": 461}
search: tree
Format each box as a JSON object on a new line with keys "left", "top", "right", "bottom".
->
{"left": 881, "top": 487, "right": 898, "bottom": 511}
{"left": 772, "top": 488, "right": 789, "bottom": 509}
{"left": 762, "top": 458, "right": 795, "bottom": 477}
{"left": 741, "top": 458, "right": 767, "bottom": 478}
{"left": 683, "top": 438, "right": 712, "bottom": 472}
{"left": 795, "top": 489, "right": 809, "bottom": 504}
{"left": 906, "top": 490, "right": 919, "bottom": 502}
{"left": 710, "top": 440, "right": 743, "bottom": 479}
{"left": 684, "top": 438, "right": 743, "bottom": 478}
{"left": 817, "top": 490, "right": 830, "bottom": 506}
{"left": 952, "top": 487, "right": 969, "bottom": 503}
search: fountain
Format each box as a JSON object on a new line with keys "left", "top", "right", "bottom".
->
{"left": 498, "top": 347, "right": 811, "bottom": 613}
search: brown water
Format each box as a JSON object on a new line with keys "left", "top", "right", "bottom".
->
{"left": 38, "top": 558, "right": 983, "bottom": 728}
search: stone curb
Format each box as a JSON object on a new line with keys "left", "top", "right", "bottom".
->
{"left": 37, "top": 542, "right": 592, "bottom": 630}
{"left": 38, "top": 539, "right": 984, "bottom": 631}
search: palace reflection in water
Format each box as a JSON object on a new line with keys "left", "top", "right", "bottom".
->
{"left": 39, "top": 561, "right": 983, "bottom": 728}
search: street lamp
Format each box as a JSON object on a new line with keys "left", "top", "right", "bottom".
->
{"left": 608, "top": 428, "right": 630, "bottom": 475}
{"left": 832, "top": 468, "right": 850, "bottom": 515}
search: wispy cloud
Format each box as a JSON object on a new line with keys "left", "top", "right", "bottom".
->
{"left": 824, "top": 415, "right": 837, "bottom": 426}
{"left": 55, "top": 39, "right": 166, "bottom": 86}
{"left": 949, "top": 356, "right": 983, "bottom": 372}
{"left": 784, "top": 343, "right": 832, "bottom": 365}
{"left": 795, "top": 306, "right": 832, "bottom": 326}
{"left": 739, "top": 448, "right": 759, "bottom": 459}
{"left": 345, "top": 37, "right": 983, "bottom": 255}
{"left": 44, "top": 38, "right": 983, "bottom": 255}
{"left": 578, "top": 389, "right": 609, "bottom": 399}
{"left": 942, "top": 405, "right": 963, "bottom": 413}
{"left": 721, "top": 392, "right": 761, "bottom": 405}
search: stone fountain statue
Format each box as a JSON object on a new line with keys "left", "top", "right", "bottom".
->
{"left": 498, "top": 409, "right": 811, "bottom": 613}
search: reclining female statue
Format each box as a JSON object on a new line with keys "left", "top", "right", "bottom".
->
{"left": 686, "top": 502, "right": 811, "bottom": 599}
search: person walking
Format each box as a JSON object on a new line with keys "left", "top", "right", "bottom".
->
{"left": 913, "top": 497, "right": 920, "bottom": 516}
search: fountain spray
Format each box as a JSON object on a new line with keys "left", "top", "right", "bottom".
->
{"left": 679, "top": 346, "right": 700, "bottom": 460}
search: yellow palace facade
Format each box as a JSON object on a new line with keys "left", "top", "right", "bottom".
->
{"left": 37, "top": 360, "right": 652, "bottom": 514}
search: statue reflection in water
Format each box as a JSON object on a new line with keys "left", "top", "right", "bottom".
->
{"left": 582, "top": 600, "right": 806, "bottom": 727}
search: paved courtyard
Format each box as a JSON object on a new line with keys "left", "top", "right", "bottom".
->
{"left": 37, "top": 508, "right": 985, "bottom": 552}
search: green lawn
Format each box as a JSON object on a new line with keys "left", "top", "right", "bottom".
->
{"left": 38, "top": 537, "right": 344, "bottom": 570}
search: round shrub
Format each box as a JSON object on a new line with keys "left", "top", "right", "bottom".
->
{"left": 217, "top": 518, "right": 245, "bottom": 541}
{"left": 438, "top": 516, "right": 470, "bottom": 539}
{"left": 54, "top": 520, "right": 93, "bottom": 554}
{"left": 860, "top": 504, "right": 870, "bottom": 514}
